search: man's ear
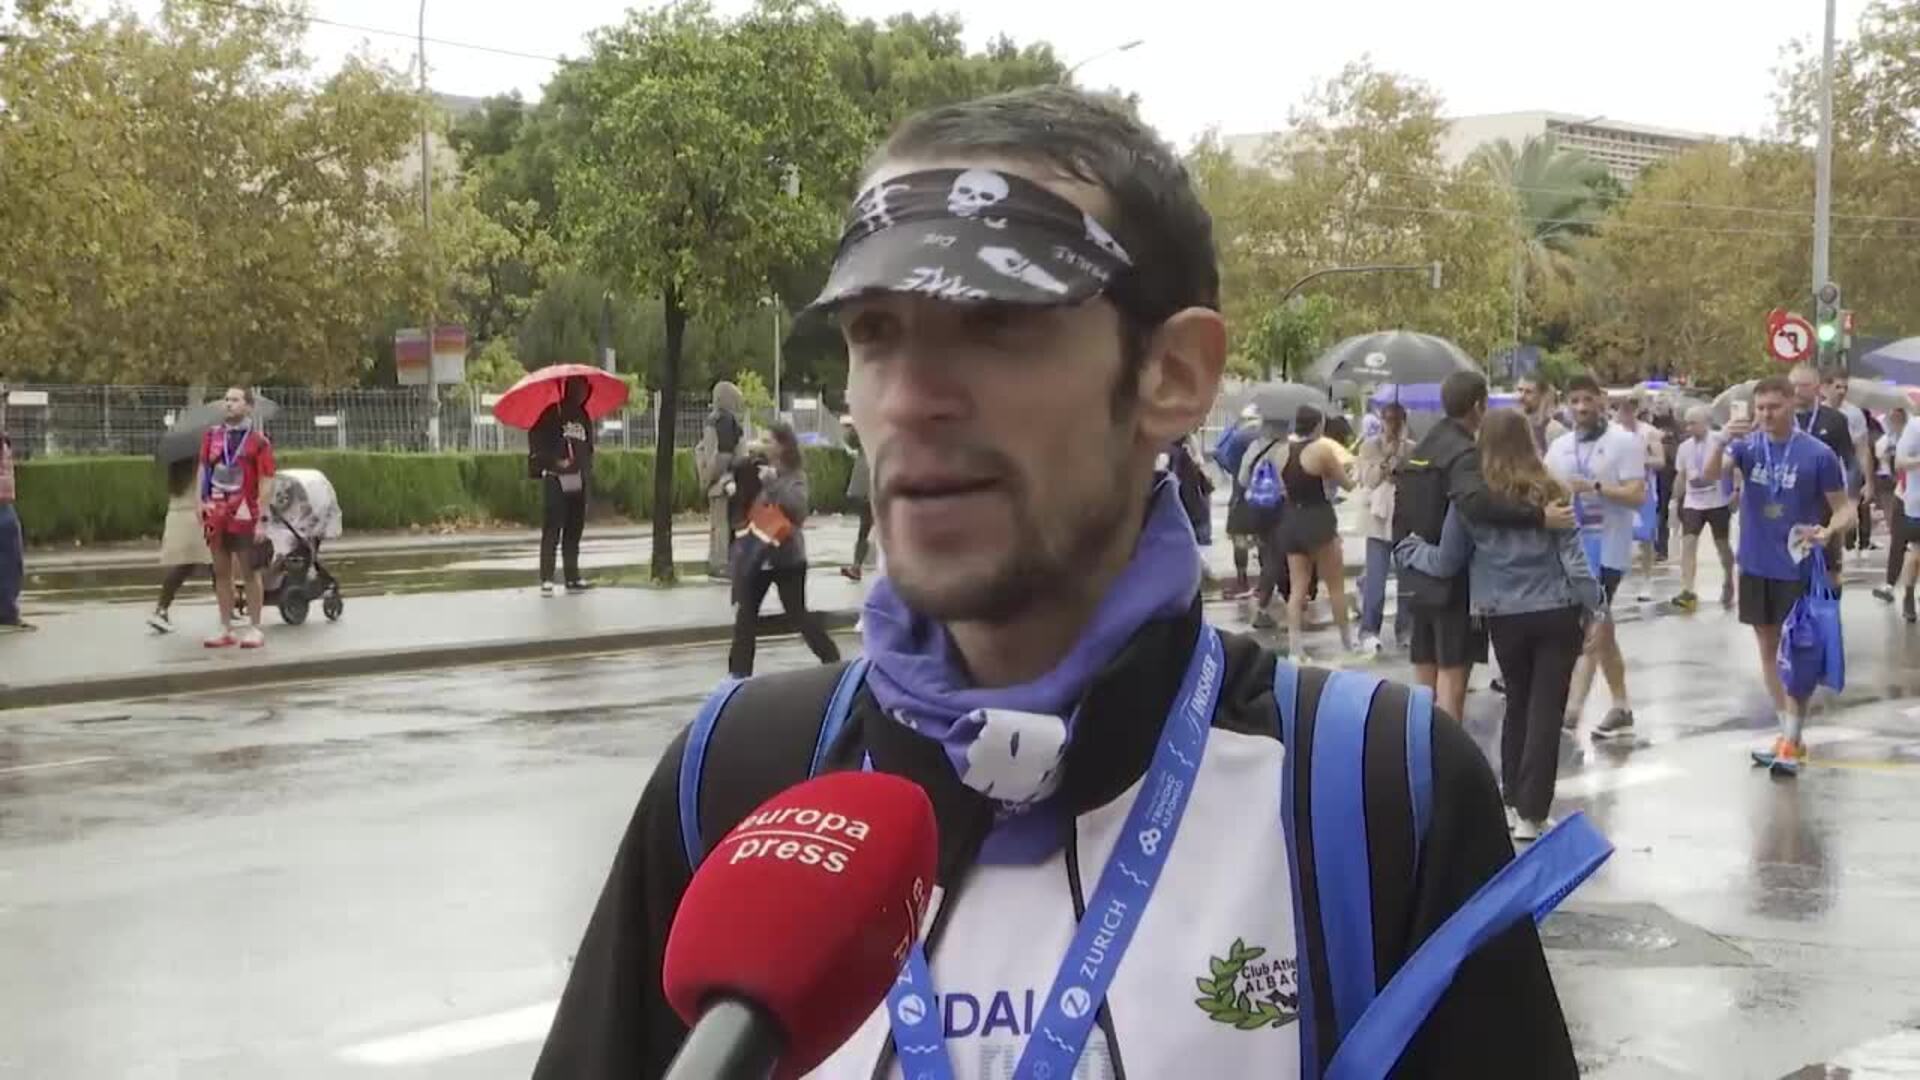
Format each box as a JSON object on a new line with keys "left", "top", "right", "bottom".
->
{"left": 1133, "top": 307, "right": 1227, "bottom": 448}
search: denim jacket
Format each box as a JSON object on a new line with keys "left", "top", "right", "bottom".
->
{"left": 1393, "top": 505, "right": 1606, "bottom": 619}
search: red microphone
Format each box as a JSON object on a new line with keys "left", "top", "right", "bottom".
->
{"left": 663, "top": 771, "right": 938, "bottom": 1080}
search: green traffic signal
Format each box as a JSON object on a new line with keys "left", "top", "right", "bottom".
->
{"left": 1817, "top": 321, "right": 1839, "bottom": 344}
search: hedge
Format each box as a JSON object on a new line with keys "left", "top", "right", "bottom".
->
{"left": 15, "top": 446, "right": 859, "bottom": 545}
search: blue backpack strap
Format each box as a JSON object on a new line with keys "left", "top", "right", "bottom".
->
{"left": 1309, "top": 670, "right": 1387, "bottom": 1042}
{"left": 1403, "top": 684, "right": 1435, "bottom": 872}
{"left": 1324, "top": 814, "right": 1613, "bottom": 1080}
{"left": 678, "top": 660, "right": 873, "bottom": 871}
{"left": 1273, "top": 658, "right": 1321, "bottom": 1080}
{"left": 810, "top": 658, "right": 871, "bottom": 776}
{"left": 678, "top": 677, "right": 747, "bottom": 870}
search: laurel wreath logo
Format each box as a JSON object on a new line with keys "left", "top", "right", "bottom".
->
{"left": 1192, "top": 938, "right": 1298, "bottom": 1030}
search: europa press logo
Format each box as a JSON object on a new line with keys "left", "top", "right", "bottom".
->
{"left": 722, "top": 804, "right": 873, "bottom": 874}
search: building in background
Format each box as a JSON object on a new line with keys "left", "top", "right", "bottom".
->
{"left": 1225, "top": 110, "right": 1716, "bottom": 187}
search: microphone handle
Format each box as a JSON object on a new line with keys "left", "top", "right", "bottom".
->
{"left": 663, "top": 997, "right": 785, "bottom": 1080}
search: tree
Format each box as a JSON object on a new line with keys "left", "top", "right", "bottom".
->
{"left": 1191, "top": 62, "right": 1512, "bottom": 374}
{"left": 1466, "top": 135, "right": 1617, "bottom": 350}
{"left": 558, "top": 0, "right": 867, "bottom": 580}
{"left": 0, "top": 0, "right": 425, "bottom": 386}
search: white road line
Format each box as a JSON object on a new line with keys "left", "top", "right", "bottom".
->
{"left": 1555, "top": 762, "right": 1685, "bottom": 799}
{"left": 0, "top": 756, "right": 116, "bottom": 776}
{"left": 1827, "top": 1026, "right": 1920, "bottom": 1074}
{"left": 337, "top": 1001, "right": 557, "bottom": 1066}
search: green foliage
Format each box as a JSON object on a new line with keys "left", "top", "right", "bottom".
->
{"left": 465, "top": 338, "right": 528, "bottom": 391}
{"left": 0, "top": 0, "right": 424, "bottom": 386}
{"left": 1242, "top": 296, "right": 1336, "bottom": 381}
{"left": 734, "top": 370, "right": 776, "bottom": 412}
{"left": 12, "top": 446, "right": 855, "bottom": 544}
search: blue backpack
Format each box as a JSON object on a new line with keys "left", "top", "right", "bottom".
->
{"left": 679, "top": 654, "right": 1610, "bottom": 1079}
{"left": 1244, "top": 440, "right": 1286, "bottom": 529}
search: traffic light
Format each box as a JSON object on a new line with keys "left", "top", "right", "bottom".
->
{"left": 1815, "top": 282, "right": 1842, "bottom": 354}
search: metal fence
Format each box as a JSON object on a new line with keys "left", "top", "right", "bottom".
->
{"left": 0, "top": 383, "right": 846, "bottom": 459}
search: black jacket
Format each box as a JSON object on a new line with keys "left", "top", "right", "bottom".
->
{"left": 532, "top": 603, "right": 1578, "bottom": 1079}
{"left": 531, "top": 403, "right": 595, "bottom": 477}
{"left": 1413, "top": 417, "right": 1543, "bottom": 529}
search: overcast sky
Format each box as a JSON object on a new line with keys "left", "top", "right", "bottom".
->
{"left": 103, "top": 0, "right": 1871, "bottom": 149}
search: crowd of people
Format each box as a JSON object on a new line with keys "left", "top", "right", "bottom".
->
{"left": 1199, "top": 359, "right": 1911, "bottom": 799}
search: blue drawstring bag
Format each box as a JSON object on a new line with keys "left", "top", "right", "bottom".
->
{"left": 1805, "top": 548, "right": 1845, "bottom": 692}
{"left": 1776, "top": 547, "right": 1833, "bottom": 701}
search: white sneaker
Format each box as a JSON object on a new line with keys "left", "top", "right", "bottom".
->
{"left": 147, "top": 610, "right": 175, "bottom": 634}
{"left": 540, "top": 581, "right": 556, "bottom": 598}
{"left": 1504, "top": 806, "right": 1519, "bottom": 832}
{"left": 1636, "top": 588, "right": 1653, "bottom": 603}
{"left": 1359, "top": 634, "right": 1384, "bottom": 656}
{"left": 239, "top": 625, "right": 265, "bottom": 650}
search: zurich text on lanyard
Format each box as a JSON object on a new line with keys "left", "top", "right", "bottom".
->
{"left": 883, "top": 626, "right": 1227, "bottom": 1080}
{"left": 1758, "top": 430, "right": 1799, "bottom": 500}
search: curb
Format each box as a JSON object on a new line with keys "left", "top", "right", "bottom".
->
{"left": 0, "top": 610, "right": 859, "bottom": 711}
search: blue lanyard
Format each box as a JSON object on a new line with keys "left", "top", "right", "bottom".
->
{"left": 884, "top": 626, "right": 1226, "bottom": 1080}
{"left": 1757, "top": 431, "right": 1798, "bottom": 499}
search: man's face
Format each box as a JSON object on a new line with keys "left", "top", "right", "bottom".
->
{"left": 1686, "top": 413, "right": 1709, "bottom": 441}
{"left": 1517, "top": 380, "right": 1543, "bottom": 414}
{"left": 841, "top": 161, "right": 1177, "bottom": 623}
{"left": 1790, "top": 368, "right": 1820, "bottom": 409}
{"left": 222, "top": 389, "right": 250, "bottom": 423}
{"left": 1613, "top": 398, "right": 1639, "bottom": 427}
{"left": 1823, "top": 377, "right": 1848, "bottom": 408}
{"left": 1754, "top": 389, "right": 1794, "bottom": 436}
{"left": 1569, "top": 388, "right": 1604, "bottom": 431}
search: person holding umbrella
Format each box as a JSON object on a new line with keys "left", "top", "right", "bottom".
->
{"left": 530, "top": 375, "right": 597, "bottom": 596}
{"left": 146, "top": 456, "right": 212, "bottom": 634}
{"left": 494, "top": 364, "right": 631, "bottom": 595}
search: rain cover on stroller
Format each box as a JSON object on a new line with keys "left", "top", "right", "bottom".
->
{"left": 265, "top": 468, "right": 344, "bottom": 558}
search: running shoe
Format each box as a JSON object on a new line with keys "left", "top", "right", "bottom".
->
{"left": 1905, "top": 591, "right": 1917, "bottom": 624}
{"left": 540, "top": 581, "right": 556, "bottom": 598}
{"left": 1250, "top": 609, "right": 1278, "bottom": 631}
{"left": 239, "top": 626, "right": 266, "bottom": 649}
{"left": 1592, "top": 708, "right": 1636, "bottom": 742}
{"left": 565, "top": 580, "right": 596, "bottom": 594}
{"left": 1873, "top": 585, "right": 1896, "bottom": 604}
{"left": 1770, "top": 740, "right": 1806, "bottom": 778}
{"left": 1512, "top": 816, "right": 1554, "bottom": 843}
{"left": 1668, "top": 591, "right": 1698, "bottom": 613}
{"left": 147, "top": 610, "right": 175, "bottom": 634}
{"left": 203, "top": 630, "right": 237, "bottom": 648}
{"left": 840, "top": 566, "right": 863, "bottom": 582}
{"left": 1750, "top": 736, "right": 1785, "bottom": 769}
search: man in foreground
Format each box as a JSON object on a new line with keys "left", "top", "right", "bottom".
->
{"left": 1707, "top": 375, "right": 1853, "bottom": 776}
{"left": 199, "top": 387, "right": 275, "bottom": 649}
{"left": 535, "top": 87, "right": 1574, "bottom": 1080}
{"left": 1545, "top": 375, "right": 1644, "bottom": 741}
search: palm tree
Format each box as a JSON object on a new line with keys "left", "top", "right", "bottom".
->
{"left": 1468, "top": 135, "right": 1616, "bottom": 357}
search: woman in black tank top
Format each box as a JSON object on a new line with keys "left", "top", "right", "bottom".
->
{"left": 1277, "top": 405, "right": 1357, "bottom": 662}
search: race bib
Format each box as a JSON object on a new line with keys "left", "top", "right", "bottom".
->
{"left": 210, "top": 461, "right": 244, "bottom": 492}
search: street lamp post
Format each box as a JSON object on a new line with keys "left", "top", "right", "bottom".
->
{"left": 1813, "top": 0, "right": 1839, "bottom": 369}
{"left": 417, "top": 1, "right": 439, "bottom": 449}
{"left": 1270, "top": 262, "right": 1443, "bottom": 380}
{"left": 1064, "top": 39, "right": 1143, "bottom": 81}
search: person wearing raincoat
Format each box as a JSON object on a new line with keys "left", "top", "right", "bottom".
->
{"left": 695, "top": 381, "right": 748, "bottom": 579}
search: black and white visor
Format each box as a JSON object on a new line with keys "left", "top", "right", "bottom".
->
{"left": 804, "top": 168, "right": 1135, "bottom": 315}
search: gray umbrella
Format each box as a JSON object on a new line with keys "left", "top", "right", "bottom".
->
{"left": 1251, "top": 382, "right": 1337, "bottom": 430}
{"left": 1711, "top": 378, "right": 1915, "bottom": 423}
{"left": 1304, "top": 331, "right": 1480, "bottom": 388}
{"left": 154, "top": 394, "right": 280, "bottom": 464}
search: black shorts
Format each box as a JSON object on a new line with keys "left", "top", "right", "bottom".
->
{"left": 1276, "top": 502, "right": 1338, "bottom": 556}
{"left": 1679, "top": 504, "right": 1732, "bottom": 541}
{"left": 1599, "top": 568, "right": 1624, "bottom": 603}
{"left": 1738, "top": 574, "right": 1807, "bottom": 627}
{"left": 1409, "top": 601, "right": 1488, "bottom": 669}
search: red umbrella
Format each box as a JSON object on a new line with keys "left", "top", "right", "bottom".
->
{"left": 492, "top": 364, "right": 631, "bottom": 430}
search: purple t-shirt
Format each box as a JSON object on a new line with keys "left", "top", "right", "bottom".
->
{"left": 1727, "top": 431, "right": 1845, "bottom": 581}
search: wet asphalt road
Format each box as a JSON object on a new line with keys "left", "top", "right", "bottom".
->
{"left": 4, "top": 590, "right": 1920, "bottom": 1080}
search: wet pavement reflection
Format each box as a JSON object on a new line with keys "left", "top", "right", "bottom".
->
{"left": 3, "top": 595, "right": 1919, "bottom": 1078}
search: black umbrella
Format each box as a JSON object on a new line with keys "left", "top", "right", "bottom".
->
{"left": 154, "top": 395, "right": 279, "bottom": 464}
{"left": 1304, "top": 331, "right": 1480, "bottom": 388}
{"left": 1250, "top": 382, "right": 1337, "bottom": 428}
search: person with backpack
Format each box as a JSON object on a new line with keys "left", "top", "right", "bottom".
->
{"left": 696, "top": 380, "right": 748, "bottom": 579}
{"left": 1236, "top": 408, "right": 1293, "bottom": 630}
{"left": 1166, "top": 434, "right": 1214, "bottom": 547}
{"left": 1397, "top": 372, "right": 1573, "bottom": 728}
{"left": 1214, "top": 404, "right": 1262, "bottom": 599}
{"left": 1395, "top": 409, "right": 1605, "bottom": 842}
{"left": 535, "top": 86, "right": 1580, "bottom": 1080}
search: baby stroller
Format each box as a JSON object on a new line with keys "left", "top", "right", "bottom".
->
{"left": 246, "top": 468, "right": 345, "bottom": 625}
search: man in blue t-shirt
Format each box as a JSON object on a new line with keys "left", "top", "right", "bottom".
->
{"left": 1706, "top": 375, "right": 1853, "bottom": 776}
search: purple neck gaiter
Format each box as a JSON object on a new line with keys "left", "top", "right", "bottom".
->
{"left": 860, "top": 478, "right": 1202, "bottom": 863}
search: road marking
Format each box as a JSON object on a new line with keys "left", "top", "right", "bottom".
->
{"left": 0, "top": 756, "right": 116, "bottom": 776}
{"left": 1555, "top": 762, "right": 1684, "bottom": 799}
{"left": 1825, "top": 1026, "right": 1920, "bottom": 1074}
{"left": 337, "top": 1001, "right": 557, "bottom": 1066}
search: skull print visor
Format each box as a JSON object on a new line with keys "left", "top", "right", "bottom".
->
{"left": 803, "top": 167, "right": 1135, "bottom": 316}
